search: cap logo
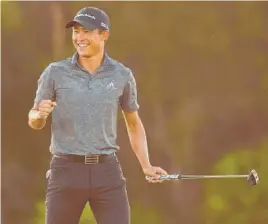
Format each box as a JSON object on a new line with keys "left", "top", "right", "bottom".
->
{"left": 75, "top": 14, "right": 96, "bottom": 20}
{"left": 101, "top": 22, "right": 109, "bottom": 29}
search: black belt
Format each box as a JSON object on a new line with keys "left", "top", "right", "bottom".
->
{"left": 53, "top": 153, "right": 116, "bottom": 164}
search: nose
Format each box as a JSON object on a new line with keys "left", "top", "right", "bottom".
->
{"left": 76, "top": 33, "right": 86, "bottom": 41}
{"left": 73, "top": 30, "right": 88, "bottom": 41}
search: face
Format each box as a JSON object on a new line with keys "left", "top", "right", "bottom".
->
{"left": 72, "top": 24, "right": 109, "bottom": 58}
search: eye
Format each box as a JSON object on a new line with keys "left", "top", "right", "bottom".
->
{"left": 84, "top": 29, "right": 94, "bottom": 35}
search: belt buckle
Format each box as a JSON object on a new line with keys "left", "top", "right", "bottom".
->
{"left": 84, "top": 155, "right": 99, "bottom": 164}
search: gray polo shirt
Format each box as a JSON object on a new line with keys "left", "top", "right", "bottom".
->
{"left": 34, "top": 52, "right": 139, "bottom": 155}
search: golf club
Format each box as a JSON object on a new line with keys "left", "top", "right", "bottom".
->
{"left": 146, "top": 169, "right": 260, "bottom": 186}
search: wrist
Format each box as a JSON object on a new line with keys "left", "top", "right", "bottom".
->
{"left": 142, "top": 163, "right": 152, "bottom": 171}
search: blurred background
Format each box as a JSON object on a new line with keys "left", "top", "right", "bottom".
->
{"left": 2, "top": 1, "right": 268, "bottom": 224}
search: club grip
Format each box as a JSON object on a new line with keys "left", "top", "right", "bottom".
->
{"left": 159, "top": 174, "right": 181, "bottom": 180}
{"left": 146, "top": 174, "right": 182, "bottom": 181}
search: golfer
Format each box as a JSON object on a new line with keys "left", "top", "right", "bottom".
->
{"left": 28, "top": 6, "right": 167, "bottom": 224}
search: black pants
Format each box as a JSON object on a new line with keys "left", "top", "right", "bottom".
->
{"left": 45, "top": 154, "right": 130, "bottom": 224}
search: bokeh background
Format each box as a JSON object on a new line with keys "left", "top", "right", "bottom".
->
{"left": 2, "top": 1, "right": 268, "bottom": 224}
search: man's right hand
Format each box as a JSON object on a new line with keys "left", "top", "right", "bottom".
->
{"left": 28, "top": 100, "right": 56, "bottom": 130}
{"left": 35, "top": 100, "right": 57, "bottom": 120}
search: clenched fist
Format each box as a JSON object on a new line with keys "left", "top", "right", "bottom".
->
{"left": 32, "top": 100, "right": 57, "bottom": 120}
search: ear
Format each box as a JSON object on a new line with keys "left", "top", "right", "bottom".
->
{"left": 101, "top": 30, "right": 109, "bottom": 42}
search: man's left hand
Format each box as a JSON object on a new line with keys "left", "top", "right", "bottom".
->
{"left": 143, "top": 165, "right": 168, "bottom": 183}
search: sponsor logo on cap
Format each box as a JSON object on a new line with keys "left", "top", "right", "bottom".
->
{"left": 101, "top": 22, "right": 109, "bottom": 29}
{"left": 75, "top": 14, "right": 96, "bottom": 20}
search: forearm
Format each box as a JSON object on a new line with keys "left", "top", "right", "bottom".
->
{"left": 28, "top": 110, "right": 47, "bottom": 130}
{"left": 127, "top": 119, "right": 151, "bottom": 169}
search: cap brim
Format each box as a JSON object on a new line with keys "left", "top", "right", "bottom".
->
{"left": 65, "top": 19, "right": 98, "bottom": 30}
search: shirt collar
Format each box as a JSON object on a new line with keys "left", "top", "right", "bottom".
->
{"left": 71, "top": 52, "right": 113, "bottom": 67}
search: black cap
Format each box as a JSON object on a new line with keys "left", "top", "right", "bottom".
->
{"left": 65, "top": 7, "right": 109, "bottom": 31}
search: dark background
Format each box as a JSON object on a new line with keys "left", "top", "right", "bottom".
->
{"left": 2, "top": 1, "right": 268, "bottom": 223}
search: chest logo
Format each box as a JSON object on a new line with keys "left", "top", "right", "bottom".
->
{"left": 106, "top": 81, "right": 117, "bottom": 91}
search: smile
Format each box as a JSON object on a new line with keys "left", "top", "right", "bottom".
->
{"left": 77, "top": 43, "right": 89, "bottom": 48}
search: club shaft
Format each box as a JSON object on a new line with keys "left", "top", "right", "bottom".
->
{"left": 181, "top": 174, "right": 248, "bottom": 179}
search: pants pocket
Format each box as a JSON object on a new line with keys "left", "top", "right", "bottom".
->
{"left": 46, "top": 156, "right": 69, "bottom": 193}
{"left": 91, "top": 158, "right": 126, "bottom": 189}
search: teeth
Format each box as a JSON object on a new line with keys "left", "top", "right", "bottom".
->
{"left": 78, "top": 44, "right": 88, "bottom": 47}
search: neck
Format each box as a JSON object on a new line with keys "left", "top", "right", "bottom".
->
{"left": 78, "top": 51, "right": 105, "bottom": 74}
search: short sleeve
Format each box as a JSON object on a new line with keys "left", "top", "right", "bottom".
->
{"left": 34, "top": 65, "right": 55, "bottom": 105}
{"left": 120, "top": 69, "right": 139, "bottom": 112}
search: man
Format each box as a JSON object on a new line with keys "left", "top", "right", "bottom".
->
{"left": 28, "top": 6, "right": 167, "bottom": 224}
